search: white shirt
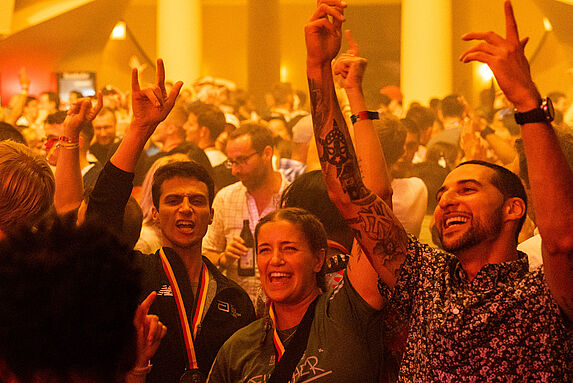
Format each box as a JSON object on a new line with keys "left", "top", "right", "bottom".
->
{"left": 392, "top": 177, "right": 428, "bottom": 237}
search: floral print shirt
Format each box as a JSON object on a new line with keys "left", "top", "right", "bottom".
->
{"left": 381, "top": 236, "right": 572, "bottom": 382}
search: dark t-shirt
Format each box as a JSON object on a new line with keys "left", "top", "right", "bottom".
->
{"left": 207, "top": 273, "right": 382, "bottom": 383}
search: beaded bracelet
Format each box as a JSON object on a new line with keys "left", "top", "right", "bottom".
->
{"left": 129, "top": 361, "right": 153, "bottom": 376}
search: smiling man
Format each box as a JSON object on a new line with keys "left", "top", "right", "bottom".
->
{"left": 306, "top": 0, "right": 573, "bottom": 381}
{"left": 86, "top": 59, "right": 255, "bottom": 383}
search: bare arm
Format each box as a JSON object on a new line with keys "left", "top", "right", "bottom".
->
{"left": 5, "top": 68, "right": 30, "bottom": 126}
{"left": 305, "top": 0, "right": 408, "bottom": 289}
{"left": 86, "top": 59, "right": 182, "bottom": 232}
{"left": 461, "top": 0, "right": 573, "bottom": 321}
{"left": 54, "top": 94, "right": 102, "bottom": 214}
{"left": 333, "top": 30, "right": 393, "bottom": 207}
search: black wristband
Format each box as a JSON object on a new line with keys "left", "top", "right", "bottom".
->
{"left": 350, "top": 111, "right": 379, "bottom": 125}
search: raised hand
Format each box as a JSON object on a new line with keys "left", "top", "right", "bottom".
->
{"left": 131, "top": 58, "right": 183, "bottom": 135}
{"left": 63, "top": 93, "right": 103, "bottom": 138}
{"left": 333, "top": 30, "right": 368, "bottom": 91}
{"left": 459, "top": 0, "right": 539, "bottom": 111}
{"left": 305, "top": 0, "right": 347, "bottom": 68}
{"left": 132, "top": 292, "right": 167, "bottom": 368}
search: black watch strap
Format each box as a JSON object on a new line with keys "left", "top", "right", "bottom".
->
{"left": 514, "top": 98, "right": 554, "bottom": 125}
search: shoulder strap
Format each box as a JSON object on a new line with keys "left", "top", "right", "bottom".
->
{"left": 267, "top": 297, "right": 320, "bottom": 383}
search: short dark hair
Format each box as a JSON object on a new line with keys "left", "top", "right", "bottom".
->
{"left": 97, "top": 107, "right": 117, "bottom": 124}
{"left": 45, "top": 111, "right": 67, "bottom": 125}
{"left": 255, "top": 207, "right": 328, "bottom": 291}
{"left": 0, "top": 218, "right": 141, "bottom": 382}
{"left": 197, "top": 104, "right": 226, "bottom": 141}
{"left": 24, "top": 96, "right": 37, "bottom": 107}
{"left": 152, "top": 161, "right": 215, "bottom": 209}
{"left": 0, "top": 122, "right": 27, "bottom": 145}
{"left": 271, "top": 82, "right": 293, "bottom": 105}
{"left": 373, "top": 113, "right": 407, "bottom": 166}
{"left": 229, "top": 123, "right": 274, "bottom": 153}
{"left": 441, "top": 95, "right": 464, "bottom": 118}
{"left": 457, "top": 160, "right": 527, "bottom": 236}
{"left": 401, "top": 118, "right": 420, "bottom": 136}
{"left": 406, "top": 105, "right": 435, "bottom": 131}
{"left": 280, "top": 170, "right": 350, "bottom": 243}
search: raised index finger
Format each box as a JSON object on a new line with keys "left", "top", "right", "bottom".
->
{"left": 156, "top": 58, "right": 166, "bottom": 97}
{"left": 345, "top": 30, "right": 359, "bottom": 56}
{"left": 131, "top": 68, "right": 140, "bottom": 93}
{"left": 504, "top": 0, "right": 519, "bottom": 43}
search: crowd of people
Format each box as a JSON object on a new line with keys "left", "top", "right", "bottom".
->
{"left": 0, "top": 1, "right": 571, "bottom": 382}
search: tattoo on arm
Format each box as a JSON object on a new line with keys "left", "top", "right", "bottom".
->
{"left": 347, "top": 197, "right": 408, "bottom": 264}
{"left": 308, "top": 73, "right": 407, "bottom": 274}
{"left": 309, "top": 78, "right": 327, "bottom": 132}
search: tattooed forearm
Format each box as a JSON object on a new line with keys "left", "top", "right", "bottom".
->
{"left": 308, "top": 78, "right": 327, "bottom": 132}
{"left": 346, "top": 196, "right": 408, "bottom": 265}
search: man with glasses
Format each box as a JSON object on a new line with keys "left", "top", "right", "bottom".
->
{"left": 203, "top": 122, "right": 289, "bottom": 302}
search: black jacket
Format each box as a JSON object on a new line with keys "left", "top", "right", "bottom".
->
{"left": 137, "top": 248, "right": 255, "bottom": 381}
{"left": 86, "top": 161, "right": 255, "bottom": 380}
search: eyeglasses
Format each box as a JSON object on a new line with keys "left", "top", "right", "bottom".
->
{"left": 224, "top": 151, "right": 259, "bottom": 169}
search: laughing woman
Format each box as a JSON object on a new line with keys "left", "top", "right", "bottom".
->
{"left": 207, "top": 208, "right": 383, "bottom": 383}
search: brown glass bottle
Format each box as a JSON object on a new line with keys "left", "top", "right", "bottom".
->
{"left": 238, "top": 219, "right": 255, "bottom": 276}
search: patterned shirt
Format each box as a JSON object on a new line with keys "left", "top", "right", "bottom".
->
{"left": 202, "top": 176, "right": 289, "bottom": 302}
{"left": 381, "top": 236, "right": 572, "bottom": 382}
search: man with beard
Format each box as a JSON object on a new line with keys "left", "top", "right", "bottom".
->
{"left": 306, "top": 0, "right": 572, "bottom": 381}
{"left": 203, "top": 123, "right": 289, "bottom": 302}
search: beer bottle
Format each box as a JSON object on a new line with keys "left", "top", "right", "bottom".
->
{"left": 238, "top": 219, "right": 255, "bottom": 276}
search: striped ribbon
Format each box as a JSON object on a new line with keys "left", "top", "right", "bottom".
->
{"left": 159, "top": 248, "right": 210, "bottom": 369}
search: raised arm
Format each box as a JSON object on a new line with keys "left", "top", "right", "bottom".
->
{"left": 86, "top": 59, "right": 182, "bottom": 232}
{"left": 305, "top": 0, "right": 408, "bottom": 289}
{"left": 54, "top": 93, "right": 102, "bottom": 214}
{"left": 461, "top": 0, "right": 573, "bottom": 321}
{"left": 333, "top": 30, "right": 393, "bottom": 207}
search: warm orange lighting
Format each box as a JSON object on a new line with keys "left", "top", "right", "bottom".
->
{"left": 478, "top": 63, "right": 494, "bottom": 82}
{"left": 110, "top": 21, "right": 126, "bottom": 40}
{"left": 280, "top": 65, "right": 288, "bottom": 82}
{"left": 543, "top": 17, "right": 553, "bottom": 32}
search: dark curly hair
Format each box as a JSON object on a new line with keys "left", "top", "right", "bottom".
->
{"left": 0, "top": 218, "right": 141, "bottom": 382}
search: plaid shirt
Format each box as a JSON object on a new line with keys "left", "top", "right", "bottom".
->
{"left": 202, "top": 176, "right": 289, "bottom": 301}
{"left": 380, "top": 235, "right": 572, "bottom": 382}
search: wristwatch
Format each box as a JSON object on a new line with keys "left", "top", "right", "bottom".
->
{"left": 514, "top": 97, "right": 554, "bottom": 125}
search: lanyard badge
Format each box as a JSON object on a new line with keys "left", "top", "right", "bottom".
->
{"left": 159, "top": 248, "right": 209, "bottom": 381}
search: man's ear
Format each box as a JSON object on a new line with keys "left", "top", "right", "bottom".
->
{"left": 262, "top": 145, "right": 274, "bottom": 161}
{"left": 503, "top": 197, "right": 526, "bottom": 223}
{"left": 151, "top": 206, "right": 160, "bottom": 224}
